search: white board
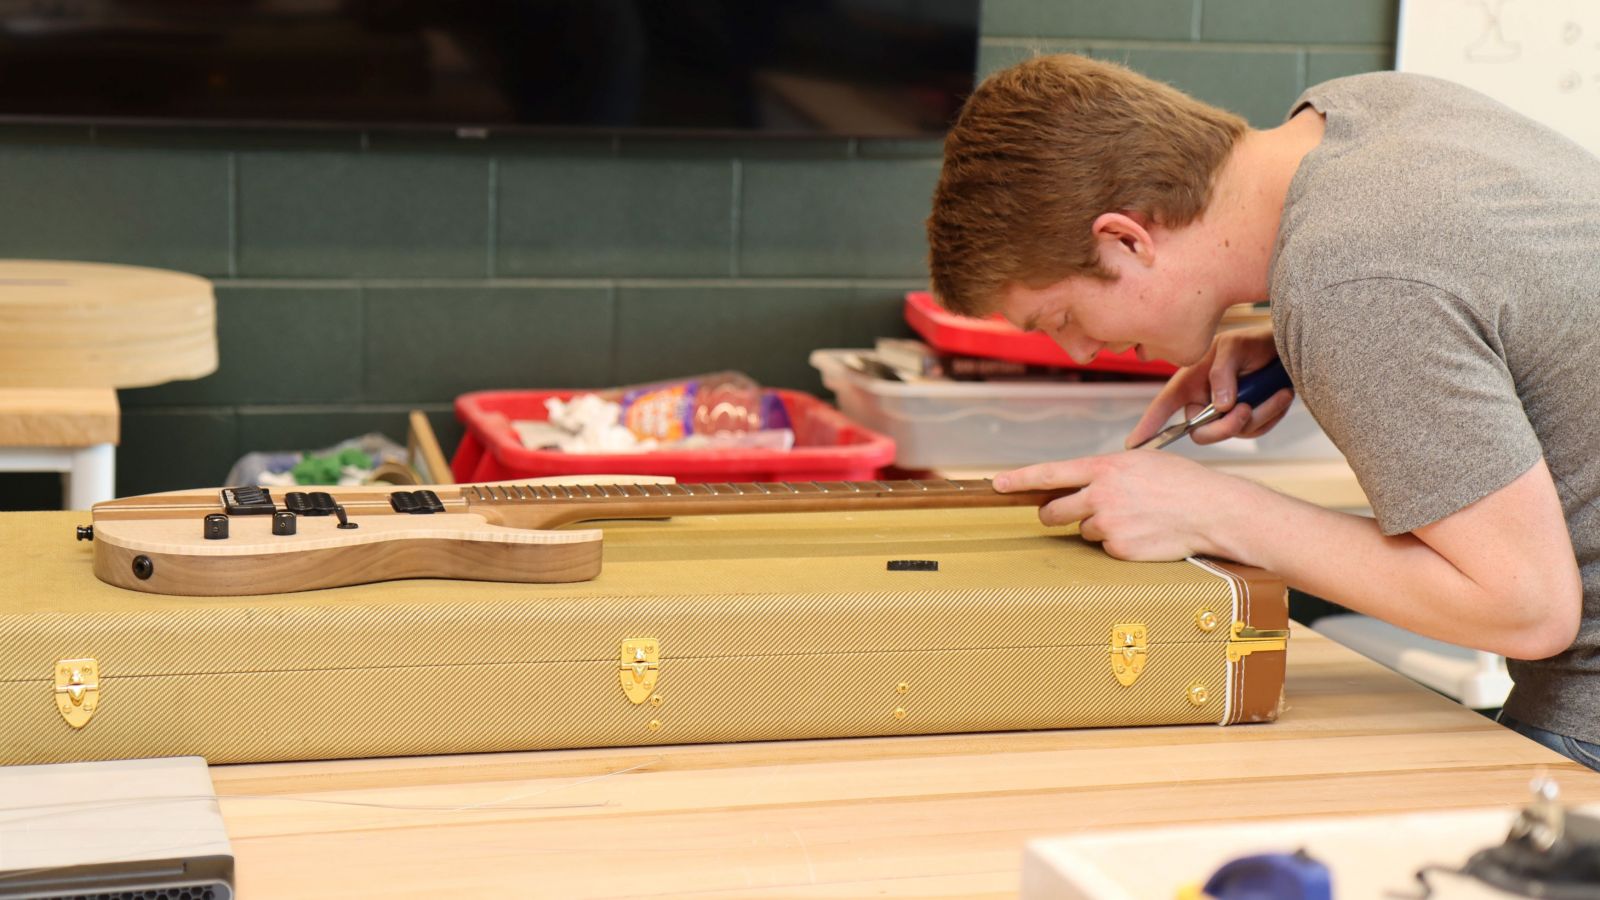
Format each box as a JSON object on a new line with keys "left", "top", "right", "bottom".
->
{"left": 1397, "top": 0, "right": 1600, "bottom": 154}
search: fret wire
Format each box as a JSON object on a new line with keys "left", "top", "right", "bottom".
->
{"left": 754, "top": 483, "right": 770, "bottom": 493}
{"left": 874, "top": 481, "right": 891, "bottom": 492}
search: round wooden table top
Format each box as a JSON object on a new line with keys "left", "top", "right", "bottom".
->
{"left": 0, "top": 259, "right": 216, "bottom": 389}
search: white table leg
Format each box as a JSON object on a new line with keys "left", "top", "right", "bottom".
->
{"left": 65, "top": 442, "right": 116, "bottom": 509}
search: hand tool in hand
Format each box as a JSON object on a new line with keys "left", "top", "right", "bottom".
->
{"left": 1135, "top": 358, "right": 1292, "bottom": 450}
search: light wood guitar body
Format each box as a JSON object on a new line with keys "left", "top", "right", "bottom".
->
{"left": 86, "top": 480, "right": 1065, "bottom": 596}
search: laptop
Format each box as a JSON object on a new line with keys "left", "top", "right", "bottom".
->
{"left": 0, "top": 756, "right": 233, "bottom": 899}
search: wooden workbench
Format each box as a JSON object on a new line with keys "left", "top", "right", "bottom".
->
{"left": 211, "top": 625, "right": 1600, "bottom": 898}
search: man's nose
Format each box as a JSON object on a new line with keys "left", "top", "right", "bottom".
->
{"left": 1056, "top": 332, "right": 1103, "bottom": 365}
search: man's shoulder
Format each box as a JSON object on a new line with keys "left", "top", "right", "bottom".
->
{"left": 1300, "top": 70, "right": 1487, "bottom": 111}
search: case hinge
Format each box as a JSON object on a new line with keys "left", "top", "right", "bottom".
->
{"left": 1227, "top": 623, "right": 1289, "bottom": 662}
{"left": 618, "top": 638, "right": 660, "bottom": 705}
{"left": 1109, "top": 623, "right": 1147, "bottom": 687}
{"left": 54, "top": 657, "right": 101, "bottom": 729}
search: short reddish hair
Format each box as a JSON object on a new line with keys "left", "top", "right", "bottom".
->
{"left": 927, "top": 54, "right": 1248, "bottom": 315}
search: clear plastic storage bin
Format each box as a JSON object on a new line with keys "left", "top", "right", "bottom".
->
{"left": 811, "top": 349, "right": 1343, "bottom": 470}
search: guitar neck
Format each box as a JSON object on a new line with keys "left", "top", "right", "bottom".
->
{"left": 464, "top": 479, "right": 1067, "bottom": 530}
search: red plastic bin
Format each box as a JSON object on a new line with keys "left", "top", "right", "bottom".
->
{"left": 904, "top": 290, "right": 1178, "bottom": 376}
{"left": 452, "top": 388, "right": 896, "bottom": 484}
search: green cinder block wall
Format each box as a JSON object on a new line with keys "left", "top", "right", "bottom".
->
{"left": 0, "top": 0, "right": 1396, "bottom": 507}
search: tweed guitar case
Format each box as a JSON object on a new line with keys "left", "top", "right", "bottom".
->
{"left": 2, "top": 505, "right": 1287, "bottom": 766}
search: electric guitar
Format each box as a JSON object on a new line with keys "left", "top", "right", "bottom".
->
{"left": 80, "top": 479, "right": 1067, "bottom": 596}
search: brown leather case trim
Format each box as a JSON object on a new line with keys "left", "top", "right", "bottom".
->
{"left": 1210, "top": 560, "right": 1289, "bottom": 725}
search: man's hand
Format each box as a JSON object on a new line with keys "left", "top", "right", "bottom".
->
{"left": 993, "top": 451, "right": 1252, "bottom": 561}
{"left": 1127, "top": 325, "right": 1293, "bottom": 448}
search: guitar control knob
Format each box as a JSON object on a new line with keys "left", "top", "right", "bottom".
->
{"left": 204, "top": 513, "right": 229, "bottom": 540}
{"left": 76, "top": 525, "right": 93, "bottom": 541}
{"left": 334, "top": 505, "right": 358, "bottom": 530}
{"left": 272, "top": 510, "right": 297, "bottom": 536}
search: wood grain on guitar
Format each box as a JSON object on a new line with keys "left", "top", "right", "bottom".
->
{"left": 84, "top": 480, "right": 1069, "bottom": 596}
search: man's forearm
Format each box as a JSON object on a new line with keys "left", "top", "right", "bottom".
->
{"left": 1209, "top": 477, "right": 1576, "bottom": 659}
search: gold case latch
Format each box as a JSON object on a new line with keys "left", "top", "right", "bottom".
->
{"left": 1227, "top": 623, "right": 1289, "bottom": 662}
{"left": 54, "top": 657, "right": 101, "bottom": 729}
{"left": 618, "top": 638, "right": 660, "bottom": 705}
{"left": 1109, "top": 624, "right": 1147, "bottom": 687}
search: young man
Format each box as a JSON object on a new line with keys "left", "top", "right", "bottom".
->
{"left": 926, "top": 54, "right": 1600, "bottom": 768}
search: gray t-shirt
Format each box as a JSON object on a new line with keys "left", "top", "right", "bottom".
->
{"left": 1270, "top": 72, "right": 1600, "bottom": 739}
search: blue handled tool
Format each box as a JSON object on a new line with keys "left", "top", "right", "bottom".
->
{"left": 1135, "top": 357, "right": 1293, "bottom": 450}
{"left": 1176, "top": 850, "right": 1332, "bottom": 900}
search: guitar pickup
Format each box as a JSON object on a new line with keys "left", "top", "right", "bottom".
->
{"left": 284, "top": 491, "right": 338, "bottom": 516}
{"left": 221, "top": 486, "right": 275, "bottom": 516}
{"left": 390, "top": 490, "right": 445, "bottom": 514}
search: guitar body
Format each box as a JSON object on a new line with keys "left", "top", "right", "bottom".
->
{"left": 91, "top": 511, "right": 604, "bottom": 596}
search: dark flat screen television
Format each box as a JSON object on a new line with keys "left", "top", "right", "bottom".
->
{"left": 0, "top": 1, "right": 980, "bottom": 138}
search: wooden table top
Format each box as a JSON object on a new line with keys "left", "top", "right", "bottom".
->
{"left": 0, "top": 388, "right": 118, "bottom": 446}
{"left": 0, "top": 260, "right": 215, "bottom": 390}
{"left": 210, "top": 625, "right": 1600, "bottom": 899}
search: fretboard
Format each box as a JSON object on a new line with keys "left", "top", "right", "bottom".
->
{"left": 464, "top": 479, "right": 1068, "bottom": 530}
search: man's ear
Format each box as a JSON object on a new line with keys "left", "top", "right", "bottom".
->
{"left": 1090, "top": 212, "right": 1155, "bottom": 271}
